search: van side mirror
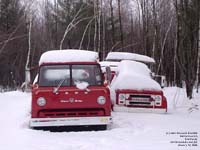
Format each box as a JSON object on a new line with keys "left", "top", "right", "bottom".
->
{"left": 105, "top": 66, "right": 112, "bottom": 84}
{"left": 31, "top": 84, "right": 38, "bottom": 89}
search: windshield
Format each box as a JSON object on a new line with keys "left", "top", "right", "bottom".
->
{"left": 72, "top": 65, "right": 102, "bottom": 86}
{"left": 38, "top": 64, "right": 103, "bottom": 87}
{"left": 39, "top": 65, "right": 70, "bottom": 87}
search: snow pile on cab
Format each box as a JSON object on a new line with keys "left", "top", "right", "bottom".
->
{"left": 106, "top": 52, "right": 155, "bottom": 63}
{"left": 110, "top": 60, "right": 161, "bottom": 91}
{"left": 100, "top": 61, "right": 119, "bottom": 72}
{"left": 39, "top": 49, "right": 99, "bottom": 65}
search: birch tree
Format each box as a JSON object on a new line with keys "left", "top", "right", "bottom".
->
{"left": 24, "top": 15, "right": 32, "bottom": 91}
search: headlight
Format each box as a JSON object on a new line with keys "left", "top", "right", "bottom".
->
{"left": 153, "top": 95, "right": 162, "bottom": 101}
{"left": 118, "top": 94, "right": 126, "bottom": 105}
{"left": 119, "top": 94, "right": 126, "bottom": 101}
{"left": 151, "top": 95, "right": 162, "bottom": 106}
{"left": 97, "top": 96, "right": 106, "bottom": 105}
{"left": 37, "top": 97, "right": 46, "bottom": 106}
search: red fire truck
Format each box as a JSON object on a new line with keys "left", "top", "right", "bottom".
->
{"left": 29, "top": 49, "right": 112, "bottom": 130}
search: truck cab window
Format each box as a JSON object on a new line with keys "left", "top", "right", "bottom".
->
{"left": 72, "top": 65, "right": 103, "bottom": 86}
{"left": 39, "top": 65, "right": 70, "bottom": 87}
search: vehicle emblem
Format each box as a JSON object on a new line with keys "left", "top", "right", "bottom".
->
{"left": 60, "top": 98, "right": 83, "bottom": 103}
{"left": 69, "top": 98, "right": 74, "bottom": 103}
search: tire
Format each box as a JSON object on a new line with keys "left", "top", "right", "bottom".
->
{"left": 95, "top": 125, "right": 107, "bottom": 131}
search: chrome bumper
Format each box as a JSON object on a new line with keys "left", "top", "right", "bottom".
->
{"left": 30, "top": 116, "right": 112, "bottom": 127}
{"left": 113, "top": 105, "right": 167, "bottom": 113}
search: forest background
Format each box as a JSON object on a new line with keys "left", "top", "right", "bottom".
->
{"left": 0, "top": 0, "right": 199, "bottom": 98}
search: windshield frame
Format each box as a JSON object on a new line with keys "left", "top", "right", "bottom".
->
{"left": 38, "top": 63, "right": 103, "bottom": 87}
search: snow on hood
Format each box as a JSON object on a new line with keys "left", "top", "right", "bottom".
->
{"left": 39, "top": 49, "right": 99, "bottom": 65}
{"left": 106, "top": 52, "right": 155, "bottom": 63}
{"left": 110, "top": 60, "right": 161, "bottom": 91}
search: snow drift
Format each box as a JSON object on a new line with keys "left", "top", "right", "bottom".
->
{"left": 0, "top": 88, "right": 200, "bottom": 150}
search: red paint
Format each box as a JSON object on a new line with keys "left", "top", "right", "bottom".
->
{"left": 31, "top": 62, "right": 111, "bottom": 124}
{"left": 116, "top": 89, "right": 167, "bottom": 111}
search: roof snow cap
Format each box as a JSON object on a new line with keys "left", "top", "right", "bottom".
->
{"left": 106, "top": 52, "right": 155, "bottom": 63}
{"left": 39, "top": 49, "right": 99, "bottom": 65}
{"left": 110, "top": 60, "right": 161, "bottom": 91}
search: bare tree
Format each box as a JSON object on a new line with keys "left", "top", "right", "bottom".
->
{"left": 97, "top": 0, "right": 101, "bottom": 52}
{"left": 175, "top": 0, "right": 199, "bottom": 98}
{"left": 157, "top": 16, "right": 173, "bottom": 75}
{"left": 151, "top": 0, "right": 157, "bottom": 60}
{"left": 102, "top": 0, "right": 106, "bottom": 59}
{"left": 24, "top": 15, "right": 32, "bottom": 91}
{"left": 109, "top": 0, "right": 115, "bottom": 46}
{"left": 94, "top": 0, "right": 97, "bottom": 51}
{"left": 59, "top": 5, "right": 83, "bottom": 50}
{"left": 118, "top": 0, "right": 124, "bottom": 50}
{"left": 196, "top": 14, "right": 200, "bottom": 92}
{"left": 79, "top": 16, "right": 95, "bottom": 49}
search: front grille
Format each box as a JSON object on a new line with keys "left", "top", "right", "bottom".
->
{"left": 126, "top": 94, "right": 153, "bottom": 106}
{"left": 129, "top": 101, "right": 151, "bottom": 105}
{"left": 129, "top": 94, "right": 151, "bottom": 98}
{"left": 38, "top": 108, "right": 105, "bottom": 118}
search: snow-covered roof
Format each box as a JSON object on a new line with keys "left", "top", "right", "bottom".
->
{"left": 39, "top": 49, "right": 99, "bottom": 65}
{"left": 106, "top": 52, "right": 155, "bottom": 63}
{"left": 99, "top": 61, "right": 119, "bottom": 72}
{"left": 110, "top": 60, "right": 161, "bottom": 91}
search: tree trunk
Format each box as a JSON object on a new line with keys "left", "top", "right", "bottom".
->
{"left": 54, "top": 0, "right": 58, "bottom": 49}
{"left": 24, "top": 16, "right": 32, "bottom": 92}
{"left": 186, "top": 80, "right": 193, "bottom": 99}
{"left": 175, "top": 0, "right": 199, "bottom": 98}
{"left": 94, "top": 0, "right": 97, "bottom": 51}
{"left": 140, "top": 0, "right": 148, "bottom": 55}
{"left": 102, "top": 0, "right": 106, "bottom": 59}
{"left": 151, "top": 0, "right": 157, "bottom": 60}
{"left": 196, "top": 14, "right": 200, "bottom": 92}
{"left": 97, "top": 0, "right": 101, "bottom": 53}
{"left": 118, "top": 0, "right": 124, "bottom": 50}
{"left": 157, "top": 16, "right": 173, "bottom": 75}
{"left": 110, "top": 0, "right": 115, "bottom": 46}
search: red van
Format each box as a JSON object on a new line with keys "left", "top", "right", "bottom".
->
{"left": 29, "top": 50, "right": 112, "bottom": 130}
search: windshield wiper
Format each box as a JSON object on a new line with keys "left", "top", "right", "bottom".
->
{"left": 53, "top": 76, "right": 67, "bottom": 94}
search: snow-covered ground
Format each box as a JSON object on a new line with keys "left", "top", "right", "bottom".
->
{"left": 0, "top": 87, "right": 199, "bottom": 150}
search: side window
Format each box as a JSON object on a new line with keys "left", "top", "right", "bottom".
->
{"left": 94, "top": 65, "right": 102, "bottom": 85}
